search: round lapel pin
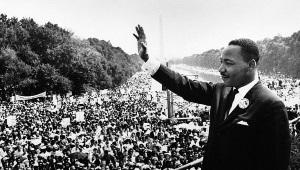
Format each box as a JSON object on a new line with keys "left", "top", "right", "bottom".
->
{"left": 238, "top": 98, "right": 249, "bottom": 109}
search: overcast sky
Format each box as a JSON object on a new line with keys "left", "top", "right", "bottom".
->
{"left": 1, "top": 0, "right": 300, "bottom": 60}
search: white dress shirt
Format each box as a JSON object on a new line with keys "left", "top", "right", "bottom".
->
{"left": 228, "top": 73, "right": 259, "bottom": 114}
{"left": 142, "top": 58, "right": 161, "bottom": 75}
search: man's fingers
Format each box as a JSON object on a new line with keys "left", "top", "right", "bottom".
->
{"left": 137, "top": 25, "right": 146, "bottom": 40}
{"left": 135, "top": 25, "right": 146, "bottom": 39}
{"left": 133, "top": 34, "right": 139, "bottom": 40}
{"left": 138, "top": 26, "right": 146, "bottom": 39}
{"left": 135, "top": 26, "right": 140, "bottom": 34}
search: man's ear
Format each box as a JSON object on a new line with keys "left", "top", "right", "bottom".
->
{"left": 248, "top": 59, "right": 257, "bottom": 69}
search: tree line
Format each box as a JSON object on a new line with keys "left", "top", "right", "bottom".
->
{"left": 0, "top": 14, "right": 143, "bottom": 100}
{"left": 170, "top": 32, "right": 300, "bottom": 79}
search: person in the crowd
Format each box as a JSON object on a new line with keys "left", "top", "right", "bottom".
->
{"left": 0, "top": 72, "right": 210, "bottom": 170}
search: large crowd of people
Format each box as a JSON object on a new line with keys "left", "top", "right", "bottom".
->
{"left": 0, "top": 71, "right": 299, "bottom": 170}
{"left": 0, "top": 72, "right": 209, "bottom": 170}
{"left": 260, "top": 74, "right": 300, "bottom": 137}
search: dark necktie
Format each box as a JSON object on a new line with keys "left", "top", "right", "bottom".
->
{"left": 224, "top": 88, "right": 239, "bottom": 119}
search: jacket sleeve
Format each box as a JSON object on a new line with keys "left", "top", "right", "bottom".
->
{"left": 151, "top": 64, "right": 215, "bottom": 106}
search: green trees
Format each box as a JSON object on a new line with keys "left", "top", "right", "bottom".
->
{"left": 0, "top": 14, "right": 141, "bottom": 99}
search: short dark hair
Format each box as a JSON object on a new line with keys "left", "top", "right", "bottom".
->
{"left": 228, "top": 38, "right": 260, "bottom": 63}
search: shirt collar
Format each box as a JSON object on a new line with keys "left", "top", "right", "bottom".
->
{"left": 236, "top": 72, "right": 259, "bottom": 96}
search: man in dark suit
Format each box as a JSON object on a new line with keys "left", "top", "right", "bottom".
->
{"left": 133, "top": 25, "right": 291, "bottom": 170}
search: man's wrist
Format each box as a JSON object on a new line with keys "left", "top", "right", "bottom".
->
{"left": 142, "top": 57, "right": 160, "bottom": 75}
{"left": 142, "top": 54, "right": 149, "bottom": 62}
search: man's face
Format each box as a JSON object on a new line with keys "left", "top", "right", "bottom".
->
{"left": 219, "top": 45, "right": 250, "bottom": 88}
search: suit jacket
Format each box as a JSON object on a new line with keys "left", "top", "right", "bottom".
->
{"left": 152, "top": 65, "right": 291, "bottom": 170}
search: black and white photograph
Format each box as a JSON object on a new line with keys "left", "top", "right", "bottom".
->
{"left": 0, "top": 0, "right": 300, "bottom": 169}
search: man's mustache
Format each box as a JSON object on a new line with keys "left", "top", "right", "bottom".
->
{"left": 220, "top": 73, "right": 229, "bottom": 77}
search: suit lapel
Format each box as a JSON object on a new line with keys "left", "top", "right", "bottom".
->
{"left": 216, "top": 82, "right": 261, "bottom": 132}
{"left": 215, "top": 87, "right": 233, "bottom": 126}
{"left": 217, "top": 104, "right": 247, "bottom": 131}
